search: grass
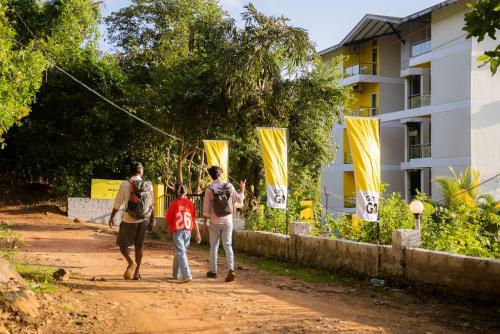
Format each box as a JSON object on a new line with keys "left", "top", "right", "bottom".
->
{"left": 236, "top": 255, "right": 367, "bottom": 286}
{"left": 192, "top": 239, "right": 367, "bottom": 286}
{"left": 14, "top": 263, "right": 60, "bottom": 293}
{"left": 0, "top": 221, "right": 60, "bottom": 293}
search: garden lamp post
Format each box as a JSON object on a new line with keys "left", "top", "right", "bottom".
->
{"left": 409, "top": 200, "right": 424, "bottom": 230}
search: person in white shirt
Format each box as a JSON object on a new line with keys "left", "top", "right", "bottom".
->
{"left": 203, "top": 166, "right": 245, "bottom": 282}
{"left": 108, "top": 162, "right": 155, "bottom": 280}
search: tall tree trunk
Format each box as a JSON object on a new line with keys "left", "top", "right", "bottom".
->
{"left": 186, "top": 151, "right": 195, "bottom": 193}
{"left": 177, "top": 141, "right": 185, "bottom": 184}
{"left": 196, "top": 151, "right": 205, "bottom": 194}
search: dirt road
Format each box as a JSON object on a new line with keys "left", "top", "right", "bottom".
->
{"left": 1, "top": 204, "right": 499, "bottom": 333}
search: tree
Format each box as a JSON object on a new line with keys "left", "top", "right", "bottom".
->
{"left": 107, "top": 0, "right": 350, "bottom": 202}
{"left": 0, "top": 0, "right": 45, "bottom": 140}
{"left": 434, "top": 167, "right": 481, "bottom": 208}
{"left": 464, "top": 0, "right": 500, "bottom": 75}
{"left": 0, "top": 1, "right": 131, "bottom": 196}
{"left": 0, "top": 0, "right": 101, "bottom": 140}
{"left": 106, "top": 0, "right": 233, "bottom": 189}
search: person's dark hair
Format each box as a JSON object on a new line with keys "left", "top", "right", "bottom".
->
{"left": 130, "top": 162, "right": 143, "bottom": 175}
{"left": 207, "top": 166, "right": 223, "bottom": 180}
{"left": 175, "top": 183, "right": 187, "bottom": 198}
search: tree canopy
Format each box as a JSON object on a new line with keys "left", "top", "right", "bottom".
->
{"left": 464, "top": 0, "right": 500, "bottom": 75}
{"left": 0, "top": 0, "right": 102, "bottom": 140}
{"left": 1, "top": 0, "right": 349, "bottom": 205}
{"left": 105, "top": 0, "right": 349, "bottom": 202}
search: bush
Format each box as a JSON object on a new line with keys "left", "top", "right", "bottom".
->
{"left": 323, "top": 187, "right": 414, "bottom": 244}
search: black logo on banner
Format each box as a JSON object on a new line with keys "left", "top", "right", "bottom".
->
{"left": 365, "top": 195, "right": 378, "bottom": 215}
{"left": 273, "top": 188, "right": 286, "bottom": 205}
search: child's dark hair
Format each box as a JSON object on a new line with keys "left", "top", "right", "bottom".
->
{"left": 175, "top": 183, "right": 187, "bottom": 198}
{"left": 207, "top": 166, "right": 223, "bottom": 180}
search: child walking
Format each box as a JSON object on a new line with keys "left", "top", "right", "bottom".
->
{"left": 163, "top": 183, "right": 201, "bottom": 282}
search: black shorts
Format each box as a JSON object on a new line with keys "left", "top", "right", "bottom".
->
{"left": 116, "top": 221, "right": 148, "bottom": 248}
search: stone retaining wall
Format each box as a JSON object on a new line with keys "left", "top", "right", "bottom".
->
{"left": 144, "top": 218, "right": 500, "bottom": 298}
{"left": 232, "top": 227, "right": 500, "bottom": 298}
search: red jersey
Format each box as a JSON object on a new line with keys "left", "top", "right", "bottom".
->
{"left": 165, "top": 198, "right": 197, "bottom": 233}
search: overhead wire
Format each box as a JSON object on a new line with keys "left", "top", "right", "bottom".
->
{"left": 10, "top": 4, "right": 499, "bottom": 205}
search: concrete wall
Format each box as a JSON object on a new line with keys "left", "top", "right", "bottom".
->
{"left": 68, "top": 198, "right": 123, "bottom": 224}
{"left": 470, "top": 36, "right": 500, "bottom": 200}
{"left": 149, "top": 214, "right": 500, "bottom": 297}
{"left": 227, "top": 227, "right": 500, "bottom": 298}
{"left": 378, "top": 34, "right": 403, "bottom": 78}
{"left": 379, "top": 83, "right": 404, "bottom": 114}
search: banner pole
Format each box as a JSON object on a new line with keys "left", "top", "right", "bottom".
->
{"left": 285, "top": 128, "right": 289, "bottom": 261}
{"left": 375, "top": 119, "right": 382, "bottom": 283}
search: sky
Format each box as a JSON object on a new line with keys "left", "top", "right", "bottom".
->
{"left": 99, "top": 0, "right": 444, "bottom": 52}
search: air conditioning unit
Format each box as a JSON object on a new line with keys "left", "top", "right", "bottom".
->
{"left": 352, "top": 83, "right": 363, "bottom": 93}
{"left": 350, "top": 44, "right": 360, "bottom": 54}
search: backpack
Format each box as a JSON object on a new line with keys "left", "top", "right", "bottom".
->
{"left": 126, "top": 179, "right": 153, "bottom": 219}
{"left": 209, "top": 183, "right": 233, "bottom": 217}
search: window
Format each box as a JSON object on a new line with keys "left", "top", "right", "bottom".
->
{"left": 409, "top": 75, "right": 421, "bottom": 96}
{"left": 371, "top": 48, "right": 377, "bottom": 75}
{"left": 370, "top": 93, "right": 377, "bottom": 116}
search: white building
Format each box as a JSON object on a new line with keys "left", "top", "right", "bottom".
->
{"left": 319, "top": 0, "right": 500, "bottom": 213}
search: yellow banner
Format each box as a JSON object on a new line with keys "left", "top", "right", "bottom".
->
{"left": 257, "top": 128, "right": 288, "bottom": 209}
{"left": 345, "top": 117, "right": 380, "bottom": 221}
{"left": 203, "top": 140, "right": 229, "bottom": 182}
{"left": 91, "top": 179, "right": 124, "bottom": 199}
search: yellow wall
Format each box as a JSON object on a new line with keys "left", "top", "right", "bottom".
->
{"left": 343, "top": 171, "right": 355, "bottom": 196}
{"left": 343, "top": 128, "right": 351, "bottom": 162}
{"left": 343, "top": 171, "right": 356, "bottom": 207}
{"left": 342, "top": 39, "right": 379, "bottom": 73}
{"left": 91, "top": 179, "right": 124, "bottom": 199}
{"left": 348, "top": 82, "right": 380, "bottom": 116}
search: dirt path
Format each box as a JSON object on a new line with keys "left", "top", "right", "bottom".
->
{"left": 1, "top": 204, "right": 499, "bottom": 334}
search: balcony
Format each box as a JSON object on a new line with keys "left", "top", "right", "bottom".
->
{"left": 348, "top": 107, "right": 379, "bottom": 117}
{"left": 409, "top": 94, "right": 431, "bottom": 109}
{"left": 344, "top": 196, "right": 356, "bottom": 208}
{"left": 409, "top": 143, "right": 431, "bottom": 159}
{"left": 410, "top": 39, "right": 431, "bottom": 58}
{"left": 343, "top": 63, "right": 375, "bottom": 77}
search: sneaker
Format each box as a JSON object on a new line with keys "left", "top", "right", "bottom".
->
{"left": 206, "top": 271, "right": 218, "bottom": 278}
{"left": 180, "top": 277, "right": 192, "bottom": 283}
{"left": 225, "top": 270, "right": 235, "bottom": 282}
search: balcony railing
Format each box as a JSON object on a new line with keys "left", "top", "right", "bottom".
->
{"left": 344, "top": 196, "right": 356, "bottom": 208}
{"left": 349, "top": 107, "right": 379, "bottom": 117}
{"left": 409, "top": 143, "right": 431, "bottom": 159}
{"left": 410, "top": 39, "right": 432, "bottom": 58}
{"left": 409, "top": 94, "right": 431, "bottom": 109}
{"left": 344, "top": 151, "right": 353, "bottom": 164}
{"left": 343, "top": 63, "right": 374, "bottom": 77}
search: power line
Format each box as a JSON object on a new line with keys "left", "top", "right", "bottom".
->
{"left": 435, "top": 173, "right": 500, "bottom": 205}
{"left": 10, "top": 6, "right": 205, "bottom": 154}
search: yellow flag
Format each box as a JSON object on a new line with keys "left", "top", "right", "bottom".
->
{"left": 257, "top": 128, "right": 288, "bottom": 209}
{"left": 345, "top": 117, "right": 380, "bottom": 221}
{"left": 203, "top": 140, "right": 229, "bottom": 182}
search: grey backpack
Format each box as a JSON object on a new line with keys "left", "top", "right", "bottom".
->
{"left": 126, "top": 179, "right": 153, "bottom": 219}
{"left": 209, "top": 183, "right": 233, "bottom": 217}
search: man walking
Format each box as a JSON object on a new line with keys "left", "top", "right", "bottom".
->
{"left": 108, "top": 162, "right": 155, "bottom": 280}
{"left": 203, "top": 166, "right": 245, "bottom": 282}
